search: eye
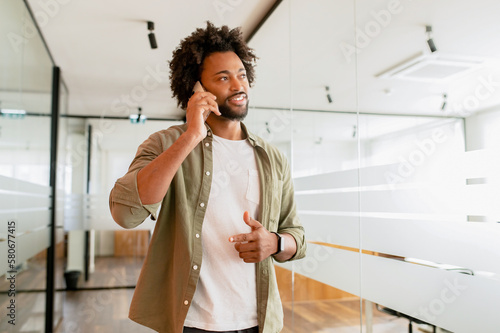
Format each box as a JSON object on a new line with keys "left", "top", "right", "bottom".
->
{"left": 219, "top": 76, "right": 228, "bottom": 81}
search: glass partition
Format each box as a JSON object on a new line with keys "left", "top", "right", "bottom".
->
{"left": 0, "top": 1, "right": 51, "bottom": 333}
{"left": 66, "top": 118, "right": 182, "bottom": 286}
{"left": 356, "top": 0, "right": 500, "bottom": 332}
{"left": 0, "top": 0, "right": 67, "bottom": 331}
{"left": 249, "top": 0, "right": 363, "bottom": 331}
{"left": 250, "top": 0, "right": 500, "bottom": 332}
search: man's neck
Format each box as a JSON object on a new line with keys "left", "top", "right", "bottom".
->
{"left": 206, "top": 116, "right": 245, "bottom": 140}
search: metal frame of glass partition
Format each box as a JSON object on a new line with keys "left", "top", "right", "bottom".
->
{"left": 46, "top": 65, "right": 60, "bottom": 333}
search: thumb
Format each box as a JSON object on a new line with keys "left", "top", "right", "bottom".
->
{"left": 243, "top": 211, "right": 261, "bottom": 230}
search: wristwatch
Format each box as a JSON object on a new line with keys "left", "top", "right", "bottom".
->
{"left": 272, "top": 232, "right": 285, "bottom": 256}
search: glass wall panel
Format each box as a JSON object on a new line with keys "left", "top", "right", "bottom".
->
{"left": 60, "top": 116, "right": 175, "bottom": 332}
{"left": 252, "top": 1, "right": 500, "bottom": 332}
{"left": 0, "top": 0, "right": 59, "bottom": 332}
{"left": 246, "top": 1, "right": 295, "bottom": 331}
{"left": 355, "top": 0, "right": 500, "bottom": 332}
{"left": 72, "top": 118, "right": 182, "bottom": 288}
{"left": 250, "top": 0, "right": 363, "bottom": 331}
{"left": 289, "top": 0, "right": 364, "bottom": 330}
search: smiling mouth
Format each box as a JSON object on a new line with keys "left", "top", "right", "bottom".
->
{"left": 228, "top": 93, "right": 247, "bottom": 102}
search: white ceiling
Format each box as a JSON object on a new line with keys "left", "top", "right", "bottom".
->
{"left": 250, "top": 0, "right": 500, "bottom": 116}
{"left": 25, "top": 0, "right": 276, "bottom": 119}
{"left": 6, "top": 0, "right": 500, "bottom": 120}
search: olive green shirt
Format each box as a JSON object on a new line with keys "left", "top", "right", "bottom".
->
{"left": 109, "top": 123, "right": 306, "bottom": 333}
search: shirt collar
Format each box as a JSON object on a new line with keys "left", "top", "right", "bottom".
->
{"left": 204, "top": 122, "right": 262, "bottom": 148}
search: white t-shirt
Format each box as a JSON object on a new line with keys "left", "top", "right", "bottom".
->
{"left": 184, "top": 134, "right": 260, "bottom": 331}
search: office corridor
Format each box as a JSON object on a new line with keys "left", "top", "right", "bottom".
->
{"left": 51, "top": 257, "right": 410, "bottom": 333}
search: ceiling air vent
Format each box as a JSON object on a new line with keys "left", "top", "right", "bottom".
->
{"left": 376, "top": 52, "right": 483, "bottom": 82}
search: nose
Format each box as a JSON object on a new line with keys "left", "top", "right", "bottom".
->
{"left": 229, "top": 76, "right": 244, "bottom": 92}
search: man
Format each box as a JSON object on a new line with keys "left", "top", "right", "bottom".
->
{"left": 109, "top": 22, "right": 306, "bottom": 333}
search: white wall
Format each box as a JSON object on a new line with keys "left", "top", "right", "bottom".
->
{"left": 465, "top": 107, "right": 500, "bottom": 151}
{"left": 293, "top": 139, "right": 358, "bottom": 177}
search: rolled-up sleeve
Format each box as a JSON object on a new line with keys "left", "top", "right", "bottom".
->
{"left": 109, "top": 131, "right": 167, "bottom": 229}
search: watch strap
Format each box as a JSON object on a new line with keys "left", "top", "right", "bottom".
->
{"left": 271, "top": 232, "right": 284, "bottom": 255}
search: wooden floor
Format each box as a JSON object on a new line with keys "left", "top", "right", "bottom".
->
{"left": 283, "top": 299, "right": 414, "bottom": 333}
{"left": 74, "top": 256, "right": 144, "bottom": 289}
{"left": 56, "top": 288, "right": 154, "bottom": 333}
{"left": 0, "top": 255, "right": 144, "bottom": 291}
{"left": 54, "top": 291, "right": 412, "bottom": 333}
{"left": 0, "top": 256, "right": 144, "bottom": 333}
{"left": 1, "top": 256, "right": 414, "bottom": 333}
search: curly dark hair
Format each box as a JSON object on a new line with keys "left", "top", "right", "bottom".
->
{"left": 169, "top": 21, "right": 257, "bottom": 110}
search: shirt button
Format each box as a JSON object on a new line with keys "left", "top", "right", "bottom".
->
{"left": 205, "top": 171, "right": 210, "bottom": 176}
{"left": 195, "top": 233, "right": 200, "bottom": 238}
{"left": 205, "top": 142, "right": 210, "bottom": 147}
{"left": 184, "top": 300, "right": 189, "bottom": 306}
{"left": 207, "top": 132, "right": 212, "bottom": 136}
{"left": 200, "top": 202, "right": 205, "bottom": 208}
{"left": 193, "top": 265, "right": 198, "bottom": 270}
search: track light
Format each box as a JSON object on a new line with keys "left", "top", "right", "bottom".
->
{"left": 441, "top": 93, "right": 447, "bottom": 111}
{"left": 325, "top": 86, "right": 333, "bottom": 103}
{"left": 426, "top": 25, "right": 437, "bottom": 53}
{"left": 147, "top": 21, "right": 157, "bottom": 49}
{"left": 265, "top": 122, "right": 271, "bottom": 134}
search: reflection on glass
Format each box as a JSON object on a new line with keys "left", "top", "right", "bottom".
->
{"left": 354, "top": 0, "right": 500, "bottom": 332}
{"left": 249, "top": 0, "right": 500, "bottom": 331}
{"left": 0, "top": 0, "right": 56, "bottom": 332}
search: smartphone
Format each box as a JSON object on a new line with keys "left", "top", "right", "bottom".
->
{"left": 192, "top": 81, "right": 211, "bottom": 121}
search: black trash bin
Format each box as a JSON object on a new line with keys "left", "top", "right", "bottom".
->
{"left": 64, "top": 271, "right": 81, "bottom": 290}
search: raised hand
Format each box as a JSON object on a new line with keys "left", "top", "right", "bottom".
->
{"left": 185, "top": 89, "right": 220, "bottom": 141}
{"left": 229, "top": 211, "right": 278, "bottom": 263}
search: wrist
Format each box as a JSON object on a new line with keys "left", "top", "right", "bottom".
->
{"left": 183, "top": 128, "right": 205, "bottom": 144}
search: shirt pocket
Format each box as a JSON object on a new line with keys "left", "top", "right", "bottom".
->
{"left": 246, "top": 169, "right": 260, "bottom": 205}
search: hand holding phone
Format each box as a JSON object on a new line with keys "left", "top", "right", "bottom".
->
{"left": 192, "top": 81, "right": 211, "bottom": 121}
{"left": 193, "top": 81, "right": 204, "bottom": 93}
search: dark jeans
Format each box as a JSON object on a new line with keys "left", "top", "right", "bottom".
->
{"left": 183, "top": 326, "right": 259, "bottom": 333}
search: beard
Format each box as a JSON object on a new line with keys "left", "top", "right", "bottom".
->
{"left": 218, "top": 100, "right": 249, "bottom": 121}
